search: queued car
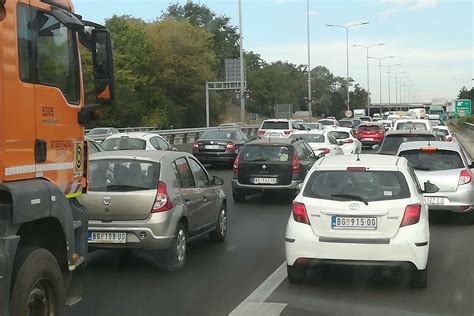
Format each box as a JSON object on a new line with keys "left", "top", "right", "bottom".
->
{"left": 79, "top": 150, "right": 227, "bottom": 271}
{"left": 359, "top": 116, "right": 372, "bottom": 123}
{"left": 433, "top": 126, "right": 453, "bottom": 142}
{"left": 102, "top": 132, "right": 176, "bottom": 152}
{"left": 373, "top": 130, "right": 437, "bottom": 155}
{"left": 285, "top": 154, "right": 438, "bottom": 288}
{"left": 87, "top": 127, "right": 119, "bottom": 143}
{"left": 231, "top": 137, "right": 320, "bottom": 201}
{"left": 355, "top": 123, "right": 385, "bottom": 147}
{"left": 338, "top": 119, "right": 357, "bottom": 129}
{"left": 257, "top": 119, "right": 302, "bottom": 138}
{"left": 299, "top": 122, "right": 323, "bottom": 130}
{"left": 192, "top": 129, "right": 248, "bottom": 165}
{"left": 291, "top": 130, "right": 344, "bottom": 157}
{"left": 397, "top": 141, "right": 474, "bottom": 221}
{"left": 317, "top": 119, "right": 339, "bottom": 129}
{"left": 86, "top": 136, "right": 105, "bottom": 154}
{"left": 394, "top": 119, "right": 433, "bottom": 131}
{"left": 379, "top": 120, "right": 394, "bottom": 132}
{"left": 387, "top": 114, "right": 401, "bottom": 122}
{"left": 325, "top": 127, "right": 362, "bottom": 155}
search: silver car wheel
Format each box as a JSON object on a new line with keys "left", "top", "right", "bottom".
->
{"left": 176, "top": 229, "right": 186, "bottom": 262}
{"left": 219, "top": 209, "right": 227, "bottom": 236}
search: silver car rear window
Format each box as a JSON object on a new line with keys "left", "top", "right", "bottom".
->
{"left": 303, "top": 171, "right": 410, "bottom": 202}
{"left": 240, "top": 145, "right": 293, "bottom": 162}
{"left": 399, "top": 149, "right": 464, "bottom": 171}
{"left": 261, "top": 121, "right": 289, "bottom": 130}
{"left": 89, "top": 159, "right": 160, "bottom": 191}
{"left": 102, "top": 138, "right": 147, "bottom": 151}
{"left": 396, "top": 122, "right": 427, "bottom": 130}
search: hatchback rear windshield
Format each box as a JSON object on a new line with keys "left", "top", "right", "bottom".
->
{"left": 303, "top": 171, "right": 410, "bottom": 202}
{"left": 399, "top": 149, "right": 464, "bottom": 171}
{"left": 102, "top": 138, "right": 147, "bottom": 151}
{"left": 396, "top": 122, "right": 427, "bottom": 130}
{"left": 291, "top": 134, "right": 325, "bottom": 143}
{"left": 358, "top": 125, "right": 381, "bottom": 131}
{"left": 434, "top": 129, "right": 449, "bottom": 136}
{"left": 319, "top": 120, "right": 335, "bottom": 126}
{"left": 89, "top": 128, "right": 109, "bottom": 135}
{"left": 330, "top": 131, "right": 350, "bottom": 139}
{"left": 338, "top": 121, "right": 353, "bottom": 127}
{"left": 261, "top": 121, "right": 289, "bottom": 130}
{"left": 200, "top": 130, "right": 237, "bottom": 140}
{"left": 381, "top": 134, "right": 436, "bottom": 153}
{"left": 359, "top": 117, "right": 371, "bottom": 121}
{"left": 240, "top": 145, "right": 294, "bottom": 162}
{"left": 89, "top": 159, "right": 160, "bottom": 192}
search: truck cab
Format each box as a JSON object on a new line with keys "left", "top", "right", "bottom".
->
{"left": 0, "top": 1, "right": 114, "bottom": 314}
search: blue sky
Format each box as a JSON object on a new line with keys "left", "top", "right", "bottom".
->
{"left": 75, "top": 0, "right": 473, "bottom": 103}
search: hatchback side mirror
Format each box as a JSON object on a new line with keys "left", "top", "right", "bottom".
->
{"left": 172, "top": 147, "right": 178, "bottom": 151}
{"left": 469, "top": 162, "right": 474, "bottom": 169}
{"left": 372, "top": 144, "right": 380, "bottom": 151}
{"left": 296, "top": 183, "right": 303, "bottom": 192}
{"left": 423, "top": 181, "right": 439, "bottom": 194}
{"left": 212, "top": 175, "right": 224, "bottom": 186}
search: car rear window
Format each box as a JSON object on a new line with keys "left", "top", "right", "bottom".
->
{"left": 89, "top": 159, "right": 160, "bottom": 192}
{"left": 102, "top": 138, "right": 147, "bottom": 151}
{"left": 338, "top": 121, "right": 353, "bottom": 127}
{"left": 358, "top": 125, "right": 381, "bottom": 131}
{"left": 318, "top": 120, "right": 334, "bottom": 126}
{"left": 399, "top": 149, "right": 464, "bottom": 171}
{"left": 261, "top": 121, "right": 289, "bottom": 130}
{"left": 240, "top": 144, "right": 294, "bottom": 162}
{"left": 200, "top": 130, "right": 237, "bottom": 140}
{"left": 396, "top": 122, "right": 427, "bottom": 130}
{"left": 359, "top": 117, "right": 371, "bottom": 122}
{"left": 380, "top": 134, "right": 436, "bottom": 153}
{"left": 89, "top": 128, "right": 109, "bottom": 135}
{"left": 330, "top": 131, "right": 350, "bottom": 139}
{"left": 291, "top": 134, "right": 325, "bottom": 143}
{"left": 303, "top": 171, "right": 410, "bottom": 202}
{"left": 434, "top": 129, "right": 449, "bottom": 136}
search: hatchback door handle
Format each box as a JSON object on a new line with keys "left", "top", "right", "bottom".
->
{"left": 184, "top": 199, "right": 191, "bottom": 204}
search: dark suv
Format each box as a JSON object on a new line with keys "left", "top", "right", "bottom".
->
{"left": 231, "top": 138, "right": 321, "bottom": 201}
{"left": 374, "top": 130, "right": 438, "bottom": 155}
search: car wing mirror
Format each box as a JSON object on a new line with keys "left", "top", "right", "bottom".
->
{"left": 212, "top": 175, "right": 224, "bottom": 186}
{"left": 423, "top": 181, "right": 439, "bottom": 194}
{"left": 296, "top": 183, "right": 303, "bottom": 192}
{"left": 469, "top": 162, "right": 474, "bottom": 169}
{"left": 172, "top": 147, "right": 178, "bottom": 151}
{"left": 372, "top": 144, "right": 380, "bottom": 151}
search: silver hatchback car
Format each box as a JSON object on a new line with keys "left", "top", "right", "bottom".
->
{"left": 78, "top": 150, "right": 227, "bottom": 270}
{"left": 397, "top": 141, "right": 474, "bottom": 221}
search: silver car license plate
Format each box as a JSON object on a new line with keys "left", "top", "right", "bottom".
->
{"left": 331, "top": 216, "right": 377, "bottom": 230}
{"left": 252, "top": 177, "right": 277, "bottom": 185}
{"left": 426, "top": 196, "right": 444, "bottom": 205}
{"left": 88, "top": 232, "right": 127, "bottom": 244}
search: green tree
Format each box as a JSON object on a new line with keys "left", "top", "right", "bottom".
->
{"left": 458, "top": 86, "right": 474, "bottom": 104}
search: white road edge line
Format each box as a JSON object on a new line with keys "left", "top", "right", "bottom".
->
{"left": 229, "top": 261, "right": 288, "bottom": 316}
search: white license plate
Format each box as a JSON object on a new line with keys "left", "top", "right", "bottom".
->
{"left": 252, "top": 177, "right": 277, "bottom": 184}
{"left": 88, "top": 232, "right": 127, "bottom": 244}
{"left": 331, "top": 216, "right": 377, "bottom": 230}
{"left": 362, "top": 138, "right": 374, "bottom": 141}
{"left": 205, "top": 145, "right": 220, "bottom": 149}
{"left": 426, "top": 196, "right": 444, "bottom": 205}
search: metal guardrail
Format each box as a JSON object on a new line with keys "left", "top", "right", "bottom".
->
{"left": 464, "top": 122, "right": 474, "bottom": 131}
{"left": 86, "top": 125, "right": 261, "bottom": 145}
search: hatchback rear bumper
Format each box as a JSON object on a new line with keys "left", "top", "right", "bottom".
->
{"left": 232, "top": 179, "right": 300, "bottom": 191}
{"left": 285, "top": 217, "right": 429, "bottom": 270}
{"left": 194, "top": 152, "right": 237, "bottom": 163}
{"left": 425, "top": 186, "right": 474, "bottom": 213}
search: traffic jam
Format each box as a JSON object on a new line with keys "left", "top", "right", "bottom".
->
{"left": 82, "top": 110, "right": 474, "bottom": 289}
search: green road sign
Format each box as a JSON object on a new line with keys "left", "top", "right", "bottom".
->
{"left": 455, "top": 99, "right": 471, "bottom": 116}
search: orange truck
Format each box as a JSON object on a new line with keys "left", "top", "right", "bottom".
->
{"left": 0, "top": 0, "right": 114, "bottom": 314}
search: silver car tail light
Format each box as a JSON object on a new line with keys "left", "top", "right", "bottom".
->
{"left": 151, "top": 181, "right": 173, "bottom": 213}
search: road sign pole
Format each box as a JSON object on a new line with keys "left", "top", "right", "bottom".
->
{"left": 205, "top": 81, "right": 210, "bottom": 127}
{"left": 238, "top": 0, "right": 245, "bottom": 124}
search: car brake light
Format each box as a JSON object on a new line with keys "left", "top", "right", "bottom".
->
{"left": 400, "top": 204, "right": 421, "bottom": 227}
{"left": 420, "top": 147, "right": 437, "bottom": 152}
{"left": 226, "top": 143, "right": 236, "bottom": 151}
{"left": 344, "top": 139, "right": 354, "bottom": 144}
{"left": 283, "top": 130, "right": 292, "bottom": 136}
{"left": 233, "top": 156, "right": 240, "bottom": 173}
{"left": 321, "top": 148, "right": 331, "bottom": 155}
{"left": 459, "top": 169, "right": 472, "bottom": 186}
{"left": 292, "top": 202, "right": 309, "bottom": 225}
{"left": 152, "top": 181, "right": 173, "bottom": 213}
{"left": 257, "top": 130, "right": 265, "bottom": 136}
{"left": 192, "top": 143, "right": 198, "bottom": 150}
{"left": 292, "top": 151, "right": 301, "bottom": 173}
{"left": 347, "top": 167, "right": 366, "bottom": 171}
{"left": 446, "top": 136, "right": 453, "bottom": 142}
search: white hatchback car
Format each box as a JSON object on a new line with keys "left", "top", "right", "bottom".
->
{"left": 291, "top": 130, "right": 344, "bottom": 157}
{"left": 324, "top": 127, "right": 362, "bottom": 155}
{"left": 285, "top": 154, "right": 438, "bottom": 288}
{"left": 394, "top": 119, "right": 433, "bottom": 131}
{"left": 102, "top": 132, "right": 176, "bottom": 151}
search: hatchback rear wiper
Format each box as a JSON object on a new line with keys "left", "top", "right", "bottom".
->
{"left": 106, "top": 184, "right": 150, "bottom": 191}
{"left": 330, "top": 194, "right": 369, "bottom": 205}
{"left": 413, "top": 166, "right": 431, "bottom": 171}
{"left": 249, "top": 158, "right": 268, "bottom": 162}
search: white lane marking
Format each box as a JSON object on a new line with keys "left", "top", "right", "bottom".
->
{"left": 229, "top": 261, "right": 288, "bottom": 316}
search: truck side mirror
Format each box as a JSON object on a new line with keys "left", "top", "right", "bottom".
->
{"left": 92, "top": 29, "right": 115, "bottom": 103}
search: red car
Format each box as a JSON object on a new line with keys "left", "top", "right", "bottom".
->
{"left": 355, "top": 123, "right": 385, "bottom": 147}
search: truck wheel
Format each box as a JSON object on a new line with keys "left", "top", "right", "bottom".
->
{"left": 10, "top": 247, "right": 65, "bottom": 316}
{"left": 162, "top": 223, "right": 187, "bottom": 272}
{"left": 209, "top": 204, "right": 227, "bottom": 242}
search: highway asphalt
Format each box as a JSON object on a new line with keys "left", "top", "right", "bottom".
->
{"left": 68, "top": 149, "right": 474, "bottom": 316}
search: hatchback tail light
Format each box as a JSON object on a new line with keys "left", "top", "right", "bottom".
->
{"left": 344, "top": 139, "right": 354, "bottom": 144}
{"left": 192, "top": 143, "right": 198, "bottom": 152}
{"left": 257, "top": 130, "right": 265, "bottom": 136}
{"left": 292, "top": 152, "right": 301, "bottom": 173}
{"left": 226, "top": 143, "right": 236, "bottom": 152}
{"left": 292, "top": 202, "right": 309, "bottom": 225}
{"left": 459, "top": 169, "right": 472, "bottom": 186}
{"left": 233, "top": 156, "right": 240, "bottom": 173}
{"left": 152, "top": 181, "right": 173, "bottom": 213}
{"left": 321, "top": 148, "right": 331, "bottom": 155}
{"left": 400, "top": 204, "right": 421, "bottom": 227}
{"left": 283, "top": 130, "right": 292, "bottom": 136}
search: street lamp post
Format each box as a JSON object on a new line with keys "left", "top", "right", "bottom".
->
{"left": 399, "top": 76, "right": 410, "bottom": 107}
{"left": 326, "top": 21, "right": 369, "bottom": 111}
{"left": 381, "top": 63, "right": 400, "bottom": 106}
{"left": 391, "top": 71, "right": 406, "bottom": 107}
{"left": 238, "top": 0, "right": 245, "bottom": 124}
{"left": 368, "top": 55, "right": 394, "bottom": 112}
{"left": 306, "top": 0, "right": 312, "bottom": 121}
{"left": 352, "top": 42, "right": 385, "bottom": 115}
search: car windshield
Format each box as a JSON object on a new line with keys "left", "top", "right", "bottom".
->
{"left": 330, "top": 131, "right": 350, "bottom": 139}
{"left": 89, "top": 159, "right": 160, "bottom": 191}
{"left": 303, "top": 171, "right": 410, "bottom": 202}
{"left": 89, "top": 128, "right": 109, "bottom": 135}
{"left": 358, "top": 125, "right": 381, "bottom": 131}
{"left": 102, "top": 138, "right": 147, "bottom": 150}
{"left": 338, "top": 120, "right": 353, "bottom": 127}
{"left": 240, "top": 145, "right": 293, "bottom": 162}
{"left": 291, "top": 133, "right": 325, "bottom": 143}
{"left": 399, "top": 149, "right": 464, "bottom": 171}
{"left": 261, "top": 121, "right": 289, "bottom": 129}
{"left": 396, "top": 122, "right": 427, "bottom": 130}
{"left": 380, "top": 134, "right": 436, "bottom": 153}
{"left": 200, "top": 130, "right": 237, "bottom": 140}
{"left": 318, "top": 120, "right": 334, "bottom": 126}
